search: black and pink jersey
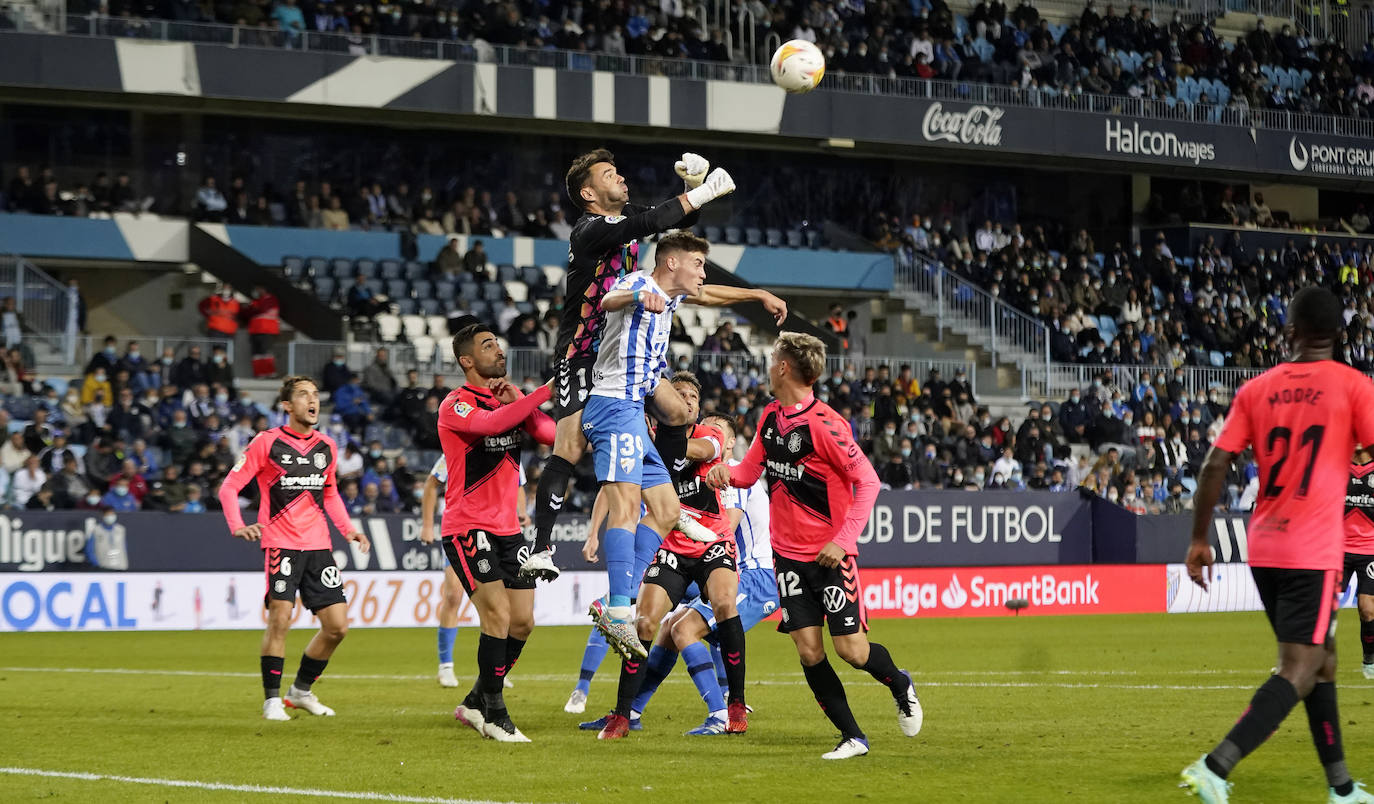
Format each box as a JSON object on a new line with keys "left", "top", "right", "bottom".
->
{"left": 217, "top": 426, "right": 353, "bottom": 550}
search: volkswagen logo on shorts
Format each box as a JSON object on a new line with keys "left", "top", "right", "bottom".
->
{"left": 822, "top": 585, "right": 846, "bottom": 613}
{"left": 517, "top": 545, "right": 532, "bottom": 565}
{"left": 1366, "top": 563, "right": 1374, "bottom": 581}
{"left": 320, "top": 566, "right": 342, "bottom": 588}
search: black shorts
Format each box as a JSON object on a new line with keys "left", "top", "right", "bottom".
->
{"left": 263, "top": 547, "right": 346, "bottom": 613}
{"left": 1252, "top": 566, "right": 1340, "bottom": 646}
{"left": 643, "top": 541, "right": 738, "bottom": 608}
{"left": 773, "top": 553, "right": 867, "bottom": 636}
{"left": 552, "top": 356, "right": 595, "bottom": 420}
{"left": 1346, "top": 553, "right": 1374, "bottom": 597}
{"left": 442, "top": 530, "right": 537, "bottom": 596}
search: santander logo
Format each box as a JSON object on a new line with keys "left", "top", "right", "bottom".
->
{"left": 940, "top": 575, "right": 968, "bottom": 609}
{"left": 920, "top": 103, "right": 1005, "bottom": 147}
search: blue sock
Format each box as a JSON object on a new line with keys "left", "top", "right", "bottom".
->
{"left": 437, "top": 626, "right": 458, "bottom": 665}
{"left": 632, "top": 523, "right": 661, "bottom": 590}
{"left": 576, "top": 627, "right": 609, "bottom": 695}
{"left": 631, "top": 644, "right": 679, "bottom": 715}
{"left": 711, "top": 641, "right": 727, "bottom": 691}
{"left": 605, "top": 527, "right": 635, "bottom": 608}
{"left": 683, "top": 641, "right": 726, "bottom": 714}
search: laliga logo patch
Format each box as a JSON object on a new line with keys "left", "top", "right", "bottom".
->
{"left": 232, "top": 452, "right": 247, "bottom": 472}
{"left": 454, "top": 401, "right": 474, "bottom": 418}
{"left": 314, "top": 452, "right": 327, "bottom": 469}
{"left": 787, "top": 432, "right": 802, "bottom": 454}
{"left": 822, "top": 585, "right": 847, "bottom": 613}
{"left": 320, "top": 566, "right": 342, "bottom": 588}
{"left": 780, "top": 607, "right": 790, "bottom": 623}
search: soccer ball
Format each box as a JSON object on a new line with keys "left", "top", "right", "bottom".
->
{"left": 769, "top": 39, "right": 826, "bottom": 94}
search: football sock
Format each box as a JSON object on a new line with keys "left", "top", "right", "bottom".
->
{"left": 477, "top": 633, "right": 508, "bottom": 717}
{"left": 802, "top": 658, "right": 864, "bottom": 740}
{"left": 683, "top": 641, "right": 727, "bottom": 713}
{"left": 630, "top": 644, "right": 679, "bottom": 714}
{"left": 1206, "top": 674, "right": 1300, "bottom": 778}
{"left": 633, "top": 522, "right": 662, "bottom": 587}
{"left": 861, "top": 641, "right": 904, "bottom": 694}
{"left": 532, "top": 455, "right": 573, "bottom": 553}
{"left": 437, "top": 626, "right": 458, "bottom": 665}
{"left": 614, "top": 638, "right": 653, "bottom": 717}
{"left": 506, "top": 636, "right": 527, "bottom": 673}
{"left": 1304, "top": 681, "right": 1353, "bottom": 795}
{"left": 604, "top": 527, "right": 635, "bottom": 609}
{"left": 1361, "top": 619, "right": 1374, "bottom": 663}
{"left": 711, "top": 642, "right": 727, "bottom": 691}
{"left": 655, "top": 423, "right": 691, "bottom": 485}
{"left": 293, "top": 653, "right": 329, "bottom": 692}
{"left": 260, "top": 655, "right": 284, "bottom": 700}
{"left": 716, "top": 615, "right": 747, "bottom": 705}
{"left": 577, "top": 628, "right": 610, "bottom": 694}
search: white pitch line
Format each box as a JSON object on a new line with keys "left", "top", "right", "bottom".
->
{"left": 0, "top": 767, "right": 532, "bottom": 804}
{"left": 4, "top": 666, "right": 1370, "bottom": 692}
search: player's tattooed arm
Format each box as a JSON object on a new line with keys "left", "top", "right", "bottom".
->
{"left": 1185, "top": 446, "right": 1236, "bottom": 591}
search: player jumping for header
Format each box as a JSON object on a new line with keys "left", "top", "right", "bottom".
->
{"left": 1181, "top": 287, "right": 1374, "bottom": 804}
{"left": 218, "top": 375, "right": 371, "bottom": 722}
{"left": 521, "top": 148, "right": 787, "bottom": 587}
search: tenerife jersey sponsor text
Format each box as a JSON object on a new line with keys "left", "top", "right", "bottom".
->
{"left": 660, "top": 423, "right": 738, "bottom": 558}
{"left": 437, "top": 383, "right": 555, "bottom": 537}
{"left": 1213, "top": 361, "right": 1374, "bottom": 571}
{"left": 732, "top": 462, "right": 773, "bottom": 570}
{"left": 1346, "top": 460, "right": 1374, "bottom": 554}
{"left": 217, "top": 426, "right": 352, "bottom": 551}
{"left": 729, "top": 395, "right": 878, "bottom": 561}
{"left": 589, "top": 270, "right": 682, "bottom": 403}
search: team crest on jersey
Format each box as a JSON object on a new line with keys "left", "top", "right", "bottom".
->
{"left": 620, "top": 457, "right": 635, "bottom": 474}
{"left": 454, "top": 401, "right": 474, "bottom": 418}
{"left": 647, "top": 565, "right": 660, "bottom": 578}
{"left": 787, "top": 432, "right": 803, "bottom": 453}
{"left": 320, "top": 566, "right": 342, "bottom": 588}
{"left": 762, "top": 601, "right": 777, "bottom": 615}
{"left": 478, "top": 559, "right": 491, "bottom": 574}
{"left": 274, "top": 580, "right": 286, "bottom": 593}
{"left": 604, "top": 215, "right": 625, "bottom": 224}
{"left": 313, "top": 453, "right": 327, "bottom": 469}
{"left": 822, "top": 585, "right": 847, "bottom": 613}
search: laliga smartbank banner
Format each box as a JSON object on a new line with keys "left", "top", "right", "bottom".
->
{"left": 0, "top": 570, "right": 609, "bottom": 632}
{"left": 859, "top": 564, "right": 1163, "bottom": 618}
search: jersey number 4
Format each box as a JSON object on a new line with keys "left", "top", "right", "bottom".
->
{"left": 1262, "top": 424, "right": 1324, "bottom": 499}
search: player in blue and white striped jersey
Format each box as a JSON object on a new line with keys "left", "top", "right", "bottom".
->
{"left": 580, "top": 232, "right": 709, "bottom": 667}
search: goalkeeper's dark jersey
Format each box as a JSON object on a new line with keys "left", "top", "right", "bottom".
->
{"left": 554, "top": 200, "right": 698, "bottom": 362}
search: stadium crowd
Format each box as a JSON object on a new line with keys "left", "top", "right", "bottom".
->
{"left": 34, "top": 0, "right": 1374, "bottom": 121}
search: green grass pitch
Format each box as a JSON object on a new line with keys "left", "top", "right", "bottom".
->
{"left": 3, "top": 611, "right": 1373, "bottom": 803}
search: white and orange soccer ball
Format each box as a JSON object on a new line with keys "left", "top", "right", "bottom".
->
{"left": 769, "top": 39, "right": 826, "bottom": 94}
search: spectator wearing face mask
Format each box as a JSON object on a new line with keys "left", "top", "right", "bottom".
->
{"left": 206, "top": 345, "right": 235, "bottom": 390}
{"left": 322, "top": 350, "right": 351, "bottom": 394}
{"left": 100, "top": 476, "right": 139, "bottom": 512}
{"left": 81, "top": 367, "right": 113, "bottom": 407}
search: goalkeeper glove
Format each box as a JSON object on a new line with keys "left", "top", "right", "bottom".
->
{"left": 685, "top": 167, "right": 735, "bottom": 210}
{"left": 674, "top": 152, "right": 710, "bottom": 190}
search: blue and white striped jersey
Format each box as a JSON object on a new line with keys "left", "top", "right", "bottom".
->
{"left": 732, "top": 460, "right": 773, "bottom": 571}
{"left": 589, "top": 270, "right": 682, "bottom": 403}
